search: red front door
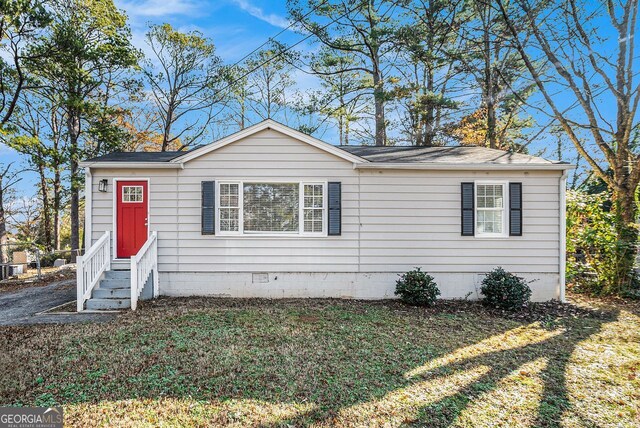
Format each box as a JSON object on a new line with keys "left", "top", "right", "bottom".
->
{"left": 116, "top": 181, "right": 148, "bottom": 258}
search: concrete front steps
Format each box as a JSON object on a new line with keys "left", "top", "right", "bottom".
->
{"left": 85, "top": 270, "right": 131, "bottom": 311}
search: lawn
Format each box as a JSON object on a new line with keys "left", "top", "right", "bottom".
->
{"left": 0, "top": 296, "right": 638, "bottom": 427}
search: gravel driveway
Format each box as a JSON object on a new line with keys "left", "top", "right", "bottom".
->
{"left": 0, "top": 279, "right": 116, "bottom": 325}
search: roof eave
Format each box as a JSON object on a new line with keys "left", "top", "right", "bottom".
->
{"left": 354, "top": 162, "right": 576, "bottom": 171}
{"left": 80, "top": 161, "right": 184, "bottom": 169}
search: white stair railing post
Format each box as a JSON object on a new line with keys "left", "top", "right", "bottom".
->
{"left": 76, "top": 256, "right": 84, "bottom": 312}
{"left": 130, "top": 257, "right": 138, "bottom": 311}
{"left": 153, "top": 233, "right": 159, "bottom": 298}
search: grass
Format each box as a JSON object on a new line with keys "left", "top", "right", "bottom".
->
{"left": 0, "top": 295, "right": 638, "bottom": 427}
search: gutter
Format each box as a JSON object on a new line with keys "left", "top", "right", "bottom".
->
{"left": 79, "top": 161, "right": 184, "bottom": 169}
{"left": 354, "top": 162, "right": 576, "bottom": 171}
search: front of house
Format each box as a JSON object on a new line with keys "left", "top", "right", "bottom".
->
{"left": 77, "top": 120, "right": 573, "bottom": 310}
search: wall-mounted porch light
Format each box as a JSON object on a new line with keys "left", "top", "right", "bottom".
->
{"left": 98, "top": 179, "right": 108, "bottom": 192}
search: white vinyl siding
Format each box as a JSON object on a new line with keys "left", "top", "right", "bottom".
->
{"left": 89, "top": 128, "right": 562, "bottom": 277}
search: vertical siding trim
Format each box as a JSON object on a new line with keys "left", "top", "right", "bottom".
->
{"left": 559, "top": 171, "right": 568, "bottom": 302}
{"left": 85, "top": 169, "right": 92, "bottom": 251}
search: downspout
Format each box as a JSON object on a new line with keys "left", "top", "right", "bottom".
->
{"left": 559, "top": 170, "right": 568, "bottom": 302}
{"left": 84, "top": 168, "right": 92, "bottom": 252}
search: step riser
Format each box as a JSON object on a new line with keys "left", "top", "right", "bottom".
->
{"left": 86, "top": 298, "right": 131, "bottom": 310}
{"left": 93, "top": 289, "right": 130, "bottom": 299}
{"left": 104, "top": 271, "right": 131, "bottom": 280}
{"left": 100, "top": 279, "right": 130, "bottom": 289}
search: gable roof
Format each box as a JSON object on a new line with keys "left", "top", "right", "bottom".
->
{"left": 170, "top": 120, "right": 366, "bottom": 164}
{"left": 80, "top": 119, "right": 574, "bottom": 170}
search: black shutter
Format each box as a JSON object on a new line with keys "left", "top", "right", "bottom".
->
{"left": 461, "top": 182, "right": 474, "bottom": 236}
{"left": 509, "top": 182, "right": 522, "bottom": 236}
{"left": 328, "top": 182, "right": 341, "bottom": 236}
{"left": 202, "top": 181, "right": 215, "bottom": 235}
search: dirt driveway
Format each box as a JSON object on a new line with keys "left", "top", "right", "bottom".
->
{"left": 0, "top": 278, "right": 115, "bottom": 325}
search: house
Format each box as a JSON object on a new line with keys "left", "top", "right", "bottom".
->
{"left": 77, "top": 120, "right": 574, "bottom": 311}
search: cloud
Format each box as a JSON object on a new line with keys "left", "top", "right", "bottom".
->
{"left": 231, "top": 0, "right": 290, "bottom": 29}
{"left": 116, "top": 0, "right": 202, "bottom": 18}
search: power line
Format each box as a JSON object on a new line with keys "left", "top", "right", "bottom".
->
{"left": 211, "top": 1, "right": 362, "bottom": 115}
{"left": 224, "top": 0, "right": 329, "bottom": 72}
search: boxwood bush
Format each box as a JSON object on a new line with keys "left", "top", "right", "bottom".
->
{"left": 480, "top": 267, "right": 532, "bottom": 310}
{"left": 395, "top": 267, "right": 440, "bottom": 306}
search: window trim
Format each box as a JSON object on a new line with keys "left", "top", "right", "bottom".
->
{"left": 474, "top": 181, "right": 508, "bottom": 238}
{"left": 215, "top": 180, "right": 328, "bottom": 237}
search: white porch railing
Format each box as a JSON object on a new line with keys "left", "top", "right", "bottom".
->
{"left": 77, "top": 231, "right": 111, "bottom": 312}
{"left": 130, "top": 231, "right": 158, "bottom": 311}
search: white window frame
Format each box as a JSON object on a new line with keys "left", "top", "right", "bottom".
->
{"left": 474, "top": 180, "right": 508, "bottom": 238}
{"left": 215, "top": 180, "right": 327, "bottom": 237}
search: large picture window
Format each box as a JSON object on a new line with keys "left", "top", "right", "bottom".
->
{"left": 217, "top": 181, "right": 326, "bottom": 235}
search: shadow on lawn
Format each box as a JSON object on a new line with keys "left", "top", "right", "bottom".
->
{"left": 0, "top": 298, "right": 617, "bottom": 427}
{"left": 258, "top": 303, "right": 614, "bottom": 427}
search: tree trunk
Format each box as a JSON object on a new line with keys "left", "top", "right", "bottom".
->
{"left": 53, "top": 167, "right": 61, "bottom": 250}
{"left": 38, "top": 163, "right": 52, "bottom": 251}
{"left": 611, "top": 182, "right": 639, "bottom": 293}
{"left": 0, "top": 183, "right": 7, "bottom": 264}
{"left": 372, "top": 57, "right": 386, "bottom": 146}
{"left": 67, "top": 108, "right": 81, "bottom": 259}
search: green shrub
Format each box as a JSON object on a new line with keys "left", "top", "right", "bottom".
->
{"left": 566, "top": 190, "right": 639, "bottom": 296}
{"left": 395, "top": 268, "right": 440, "bottom": 306}
{"left": 480, "top": 267, "right": 532, "bottom": 310}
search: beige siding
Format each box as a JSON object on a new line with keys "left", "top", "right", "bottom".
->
{"left": 90, "top": 128, "right": 562, "bottom": 281}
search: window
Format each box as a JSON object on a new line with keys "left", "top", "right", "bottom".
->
{"left": 219, "top": 183, "right": 239, "bottom": 232}
{"left": 122, "top": 186, "right": 143, "bottom": 202}
{"left": 217, "top": 181, "right": 326, "bottom": 235}
{"left": 244, "top": 183, "right": 299, "bottom": 233}
{"left": 303, "top": 184, "right": 324, "bottom": 233}
{"left": 476, "top": 182, "right": 507, "bottom": 236}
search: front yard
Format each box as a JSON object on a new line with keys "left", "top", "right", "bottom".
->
{"left": 0, "top": 296, "right": 638, "bottom": 427}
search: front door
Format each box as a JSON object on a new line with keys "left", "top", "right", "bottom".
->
{"left": 116, "top": 180, "right": 148, "bottom": 258}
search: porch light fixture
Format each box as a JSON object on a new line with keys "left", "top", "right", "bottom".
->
{"left": 98, "top": 179, "right": 108, "bottom": 192}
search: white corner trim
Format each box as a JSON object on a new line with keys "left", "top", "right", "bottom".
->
{"left": 559, "top": 170, "right": 568, "bottom": 303}
{"left": 84, "top": 168, "right": 92, "bottom": 251}
{"left": 172, "top": 119, "right": 367, "bottom": 165}
{"left": 78, "top": 161, "right": 184, "bottom": 169}
{"left": 355, "top": 162, "right": 576, "bottom": 171}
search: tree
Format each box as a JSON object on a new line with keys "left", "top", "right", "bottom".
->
{"left": 456, "top": 0, "right": 535, "bottom": 149}
{"left": 289, "top": 0, "right": 401, "bottom": 146}
{"left": 28, "top": 0, "right": 139, "bottom": 255}
{"left": 0, "top": 163, "right": 21, "bottom": 263}
{"left": 245, "top": 42, "right": 298, "bottom": 122}
{"left": 392, "top": 0, "right": 465, "bottom": 146}
{"left": 0, "top": 0, "right": 50, "bottom": 127}
{"left": 305, "top": 47, "right": 370, "bottom": 145}
{"left": 144, "top": 23, "right": 225, "bottom": 151}
{"left": 497, "top": 0, "right": 640, "bottom": 290}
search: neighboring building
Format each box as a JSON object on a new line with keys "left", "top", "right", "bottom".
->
{"left": 77, "top": 120, "right": 574, "bottom": 311}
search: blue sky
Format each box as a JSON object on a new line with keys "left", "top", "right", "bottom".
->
{"left": 2, "top": 0, "right": 310, "bottom": 195}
